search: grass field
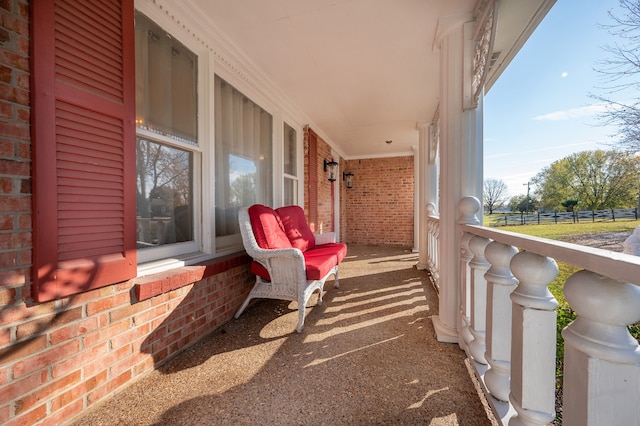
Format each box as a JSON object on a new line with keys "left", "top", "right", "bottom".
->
{"left": 487, "top": 217, "right": 640, "bottom": 303}
{"left": 484, "top": 214, "right": 640, "bottom": 237}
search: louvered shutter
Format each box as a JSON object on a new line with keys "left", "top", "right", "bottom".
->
{"left": 32, "top": 0, "right": 136, "bottom": 302}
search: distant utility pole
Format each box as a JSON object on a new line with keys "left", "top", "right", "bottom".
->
{"left": 523, "top": 182, "right": 531, "bottom": 215}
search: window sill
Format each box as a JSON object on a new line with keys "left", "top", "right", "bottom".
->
{"left": 133, "top": 252, "right": 251, "bottom": 301}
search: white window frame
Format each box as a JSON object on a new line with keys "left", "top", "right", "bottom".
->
{"left": 134, "top": 1, "right": 306, "bottom": 269}
{"left": 134, "top": 4, "right": 212, "bottom": 272}
{"left": 211, "top": 67, "right": 277, "bottom": 255}
{"left": 282, "top": 119, "right": 303, "bottom": 207}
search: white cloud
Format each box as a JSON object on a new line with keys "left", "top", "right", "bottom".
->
{"left": 533, "top": 103, "right": 609, "bottom": 121}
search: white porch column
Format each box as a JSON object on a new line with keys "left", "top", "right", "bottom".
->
{"left": 426, "top": 122, "right": 439, "bottom": 214}
{"left": 431, "top": 18, "right": 483, "bottom": 343}
{"left": 412, "top": 144, "right": 419, "bottom": 254}
{"left": 415, "top": 122, "right": 429, "bottom": 270}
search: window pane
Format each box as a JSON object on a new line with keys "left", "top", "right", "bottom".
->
{"left": 136, "top": 138, "right": 193, "bottom": 248}
{"left": 284, "top": 122, "right": 296, "bottom": 176}
{"left": 215, "top": 76, "right": 272, "bottom": 240}
{"left": 284, "top": 178, "right": 297, "bottom": 206}
{"left": 135, "top": 12, "right": 198, "bottom": 144}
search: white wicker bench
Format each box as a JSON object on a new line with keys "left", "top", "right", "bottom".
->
{"left": 235, "top": 204, "right": 347, "bottom": 332}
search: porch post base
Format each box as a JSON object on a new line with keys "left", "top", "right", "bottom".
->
{"left": 432, "top": 315, "right": 458, "bottom": 343}
{"left": 415, "top": 261, "right": 428, "bottom": 271}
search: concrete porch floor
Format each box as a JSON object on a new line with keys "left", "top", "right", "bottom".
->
{"left": 70, "top": 245, "right": 496, "bottom": 426}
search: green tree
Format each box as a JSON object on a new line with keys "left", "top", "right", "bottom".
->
{"left": 508, "top": 194, "right": 539, "bottom": 213}
{"left": 483, "top": 178, "right": 508, "bottom": 214}
{"left": 561, "top": 199, "right": 579, "bottom": 213}
{"left": 532, "top": 150, "right": 640, "bottom": 211}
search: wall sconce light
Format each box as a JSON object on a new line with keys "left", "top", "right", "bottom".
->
{"left": 343, "top": 172, "right": 354, "bottom": 189}
{"left": 324, "top": 159, "right": 338, "bottom": 182}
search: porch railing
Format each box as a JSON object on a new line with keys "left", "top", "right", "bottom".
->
{"left": 425, "top": 202, "right": 440, "bottom": 290}
{"left": 433, "top": 197, "right": 640, "bottom": 425}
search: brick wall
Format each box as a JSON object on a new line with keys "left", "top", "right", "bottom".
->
{"left": 1, "top": 257, "right": 253, "bottom": 426}
{"left": 0, "top": 3, "right": 254, "bottom": 426}
{"left": 339, "top": 155, "right": 347, "bottom": 242}
{"left": 316, "top": 135, "right": 335, "bottom": 233}
{"left": 0, "top": 0, "right": 30, "bottom": 320}
{"left": 303, "top": 127, "right": 336, "bottom": 234}
{"left": 344, "top": 156, "right": 414, "bottom": 247}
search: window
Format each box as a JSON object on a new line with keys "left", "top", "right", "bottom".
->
{"left": 135, "top": 11, "right": 200, "bottom": 262}
{"left": 136, "top": 139, "right": 193, "bottom": 246}
{"left": 283, "top": 122, "right": 298, "bottom": 205}
{"left": 214, "top": 75, "right": 273, "bottom": 251}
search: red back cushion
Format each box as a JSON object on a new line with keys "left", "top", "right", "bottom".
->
{"left": 248, "top": 204, "right": 292, "bottom": 249}
{"left": 276, "top": 205, "right": 316, "bottom": 251}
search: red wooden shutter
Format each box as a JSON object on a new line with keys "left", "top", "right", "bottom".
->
{"left": 32, "top": 0, "right": 136, "bottom": 302}
{"left": 307, "top": 129, "right": 318, "bottom": 231}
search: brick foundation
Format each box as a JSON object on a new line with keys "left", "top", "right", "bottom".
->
{"left": 1, "top": 253, "right": 254, "bottom": 426}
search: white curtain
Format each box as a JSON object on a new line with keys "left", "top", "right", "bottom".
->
{"left": 135, "top": 12, "right": 197, "bottom": 144}
{"left": 214, "top": 76, "right": 272, "bottom": 238}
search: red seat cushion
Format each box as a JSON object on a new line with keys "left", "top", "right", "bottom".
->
{"left": 276, "top": 205, "right": 315, "bottom": 251}
{"left": 248, "top": 204, "right": 292, "bottom": 249}
{"left": 250, "top": 261, "right": 271, "bottom": 281}
{"left": 303, "top": 243, "right": 346, "bottom": 279}
{"left": 250, "top": 243, "right": 347, "bottom": 281}
{"left": 317, "top": 242, "right": 348, "bottom": 264}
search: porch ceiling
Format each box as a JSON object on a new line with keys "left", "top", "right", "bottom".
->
{"left": 187, "top": 0, "right": 555, "bottom": 159}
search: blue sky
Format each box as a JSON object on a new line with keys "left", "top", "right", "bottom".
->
{"left": 484, "top": 0, "right": 633, "bottom": 197}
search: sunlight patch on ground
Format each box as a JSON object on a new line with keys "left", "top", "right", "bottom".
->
{"left": 329, "top": 281, "right": 424, "bottom": 304}
{"left": 259, "top": 312, "right": 303, "bottom": 338}
{"left": 302, "top": 305, "right": 427, "bottom": 343}
{"left": 303, "top": 334, "right": 404, "bottom": 367}
{"left": 316, "top": 296, "right": 427, "bottom": 326}
{"left": 131, "top": 336, "right": 288, "bottom": 423}
{"left": 428, "top": 413, "right": 459, "bottom": 425}
{"left": 407, "top": 386, "right": 449, "bottom": 409}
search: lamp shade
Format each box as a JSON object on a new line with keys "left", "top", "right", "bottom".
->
{"left": 343, "top": 171, "right": 354, "bottom": 189}
{"left": 324, "top": 159, "right": 338, "bottom": 182}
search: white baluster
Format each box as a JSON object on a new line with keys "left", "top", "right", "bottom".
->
{"left": 433, "top": 223, "right": 440, "bottom": 284}
{"left": 562, "top": 270, "right": 640, "bottom": 425}
{"left": 623, "top": 225, "right": 640, "bottom": 255}
{"left": 483, "top": 241, "right": 518, "bottom": 402}
{"left": 459, "top": 231, "right": 474, "bottom": 351}
{"left": 509, "top": 251, "right": 558, "bottom": 426}
{"left": 468, "top": 235, "right": 491, "bottom": 364}
{"left": 459, "top": 197, "right": 481, "bottom": 353}
{"left": 426, "top": 203, "right": 438, "bottom": 282}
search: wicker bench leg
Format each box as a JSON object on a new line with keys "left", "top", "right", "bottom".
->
{"left": 234, "top": 293, "right": 253, "bottom": 319}
{"left": 296, "top": 304, "right": 306, "bottom": 333}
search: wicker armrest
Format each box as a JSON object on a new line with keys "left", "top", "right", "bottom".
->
{"left": 250, "top": 246, "right": 304, "bottom": 262}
